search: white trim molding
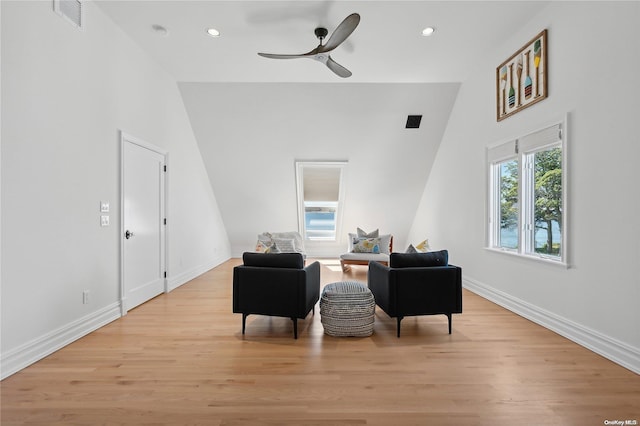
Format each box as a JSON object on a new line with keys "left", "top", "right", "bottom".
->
{"left": 0, "top": 302, "right": 121, "bottom": 380}
{"left": 166, "top": 255, "right": 229, "bottom": 292}
{"left": 463, "top": 276, "right": 640, "bottom": 375}
{"left": 295, "top": 161, "right": 348, "bottom": 244}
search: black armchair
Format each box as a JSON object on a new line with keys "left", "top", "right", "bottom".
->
{"left": 368, "top": 250, "right": 462, "bottom": 337}
{"left": 233, "top": 252, "right": 320, "bottom": 339}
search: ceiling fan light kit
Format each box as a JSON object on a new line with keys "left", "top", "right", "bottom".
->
{"left": 257, "top": 13, "right": 360, "bottom": 78}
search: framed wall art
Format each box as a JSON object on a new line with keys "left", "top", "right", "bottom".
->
{"left": 496, "top": 29, "right": 547, "bottom": 121}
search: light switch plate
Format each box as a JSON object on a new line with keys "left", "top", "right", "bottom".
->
{"left": 100, "top": 215, "right": 110, "bottom": 227}
{"left": 100, "top": 201, "right": 110, "bottom": 213}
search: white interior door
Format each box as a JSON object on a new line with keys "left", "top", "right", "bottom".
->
{"left": 121, "top": 133, "right": 166, "bottom": 313}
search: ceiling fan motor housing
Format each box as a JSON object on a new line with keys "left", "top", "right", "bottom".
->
{"left": 314, "top": 27, "right": 329, "bottom": 40}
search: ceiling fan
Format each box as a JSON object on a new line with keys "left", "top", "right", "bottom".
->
{"left": 257, "top": 13, "right": 360, "bottom": 78}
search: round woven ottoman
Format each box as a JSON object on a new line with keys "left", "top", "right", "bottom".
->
{"left": 320, "top": 281, "right": 375, "bottom": 337}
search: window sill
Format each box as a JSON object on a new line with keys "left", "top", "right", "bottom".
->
{"left": 484, "top": 247, "right": 569, "bottom": 269}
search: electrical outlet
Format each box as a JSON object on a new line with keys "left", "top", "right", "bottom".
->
{"left": 82, "top": 290, "right": 90, "bottom": 304}
{"left": 100, "top": 201, "right": 110, "bottom": 213}
{"left": 100, "top": 215, "right": 110, "bottom": 227}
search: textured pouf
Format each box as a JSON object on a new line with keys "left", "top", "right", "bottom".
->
{"left": 320, "top": 281, "right": 375, "bottom": 337}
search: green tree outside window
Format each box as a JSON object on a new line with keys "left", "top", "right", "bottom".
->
{"left": 534, "top": 147, "right": 562, "bottom": 255}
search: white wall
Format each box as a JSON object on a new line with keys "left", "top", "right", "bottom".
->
{"left": 180, "top": 82, "right": 459, "bottom": 257}
{"left": 1, "top": 1, "right": 230, "bottom": 378}
{"left": 408, "top": 1, "right": 640, "bottom": 372}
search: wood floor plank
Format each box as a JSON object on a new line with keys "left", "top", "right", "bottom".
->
{"left": 1, "top": 258, "right": 638, "bottom": 425}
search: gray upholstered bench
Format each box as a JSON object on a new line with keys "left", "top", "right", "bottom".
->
{"left": 320, "top": 281, "right": 375, "bottom": 337}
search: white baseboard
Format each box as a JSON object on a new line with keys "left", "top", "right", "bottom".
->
{"left": 0, "top": 302, "right": 121, "bottom": 380}
{"left": 166, "top": 255, "right": 229, "bottom": 292}
{"left": 463, "top": 276, "right": 640, "bottom": 375}
{"left": 0, "top": 257, "right": 231, "bottom": 380}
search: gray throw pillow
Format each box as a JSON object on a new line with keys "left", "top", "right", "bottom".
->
{"left": 357, "top": 227, "right": 379, "bottom": 238}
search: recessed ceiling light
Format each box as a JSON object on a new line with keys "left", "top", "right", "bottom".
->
{"left": 206, "top": 28, "right": 220, "bottom": 37}
{"left": 151, "top": 24, "right": 169, "bottom": 37}
{"left": 422, "top": 27, "right": 435, "bottom": 37}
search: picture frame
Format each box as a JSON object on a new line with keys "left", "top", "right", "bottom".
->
{"left": 496, "top": 29, "right": 547, "bottom": 121}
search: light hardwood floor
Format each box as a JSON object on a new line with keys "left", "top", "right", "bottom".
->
{"left": 2, "top": 258, "right": 638, "bottom": 425}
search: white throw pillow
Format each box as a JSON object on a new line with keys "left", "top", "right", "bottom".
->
{"left": 273, "top": 238, "right": 296, "bottom": 253}
{"left": 347, "top": 233, "right": 358, "bottom": 252}
{"left": 271, "top": 232, "right": 305, "bottom": 253}
{"left": 378, "top": 234, "right": 392, "bottom": 254}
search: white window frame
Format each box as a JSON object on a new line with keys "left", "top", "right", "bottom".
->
{"left": 489, "top": 157, "right": 520, "bottom": 253}
{"left": 295, "top": 161, "right": 347, "bottom": 244}
{"left": 486, "top": 118, "right": 568, "bottom": 266}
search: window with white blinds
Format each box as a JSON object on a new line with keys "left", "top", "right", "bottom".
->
{"left": 487, "top": 121, "right": 567, "bottom": 264}
{"left": 296, "top": 162, "right": 347, "bottom": 241}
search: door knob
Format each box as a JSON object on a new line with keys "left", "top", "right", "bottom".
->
{"left": 125, "top": 230, "right": 135, "bottom": 239}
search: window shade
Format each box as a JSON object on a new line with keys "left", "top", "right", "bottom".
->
{"left": 303, "top": 167, "right": 341, "bottom": 201}
{"left": 487, "top": 140, "right": 517, "bottom": 163}
{"left": 487, "top": 123, "right": 562, "bottom": 163}
{"left": 519, "top": 123, "right": 562, "bottom": 153}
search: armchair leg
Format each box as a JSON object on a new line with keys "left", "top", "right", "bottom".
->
{"left": 242, "top": 313, "right": 248, "bottom": 335}
{"left": 447, "top": 313, "right": 452, "bottom": 334}
{"left": 396, "top": 316, "right": 403, "bottom": 338}
{"left": 292, "top": 318, "right": 298, "bottom": 339}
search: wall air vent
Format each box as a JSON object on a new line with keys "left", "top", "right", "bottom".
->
{"left": 405, "top": 115, "right": 422, "bottom": 129}
{"left": 54, "top": 0, "right": 83, "bottom": 29}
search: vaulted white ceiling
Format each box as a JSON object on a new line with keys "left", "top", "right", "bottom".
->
{"left": 95, "top": 1, "right": 547, "bottom": 254}
{"left": 96, "top": 1, "right": 545, "bottom": 83}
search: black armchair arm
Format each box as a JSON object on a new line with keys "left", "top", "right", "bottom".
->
{"left": 303, "top": 261, "right": 321, "bottom": 316}
{"left": 368, "top": 261, "right": 394, "bottom": 316}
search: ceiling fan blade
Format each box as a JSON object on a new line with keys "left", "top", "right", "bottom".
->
{"left": 258, "top": 52, "right": 309, "bottom": 59}
{"left": 326, "top": 56, "right": 352, "bottom": 78}
{"left": 320, "top": 13, "right": 360, "bottom": 53}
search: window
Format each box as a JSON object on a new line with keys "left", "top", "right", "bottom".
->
{"left": 487, "top": 122, "right": 566, "bottom": 263}
{"left": 304, "top": 201, "right": 338, "bottom": 240}
{"left": 497, "top": 159, "right": 519, "bottom": 250}
{"left": 295, "top": 162, "right": 346, "bottom": 241}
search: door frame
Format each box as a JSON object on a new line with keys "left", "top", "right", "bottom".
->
{"left": 119, "top": 131, "right": 168, "bottom": 316}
